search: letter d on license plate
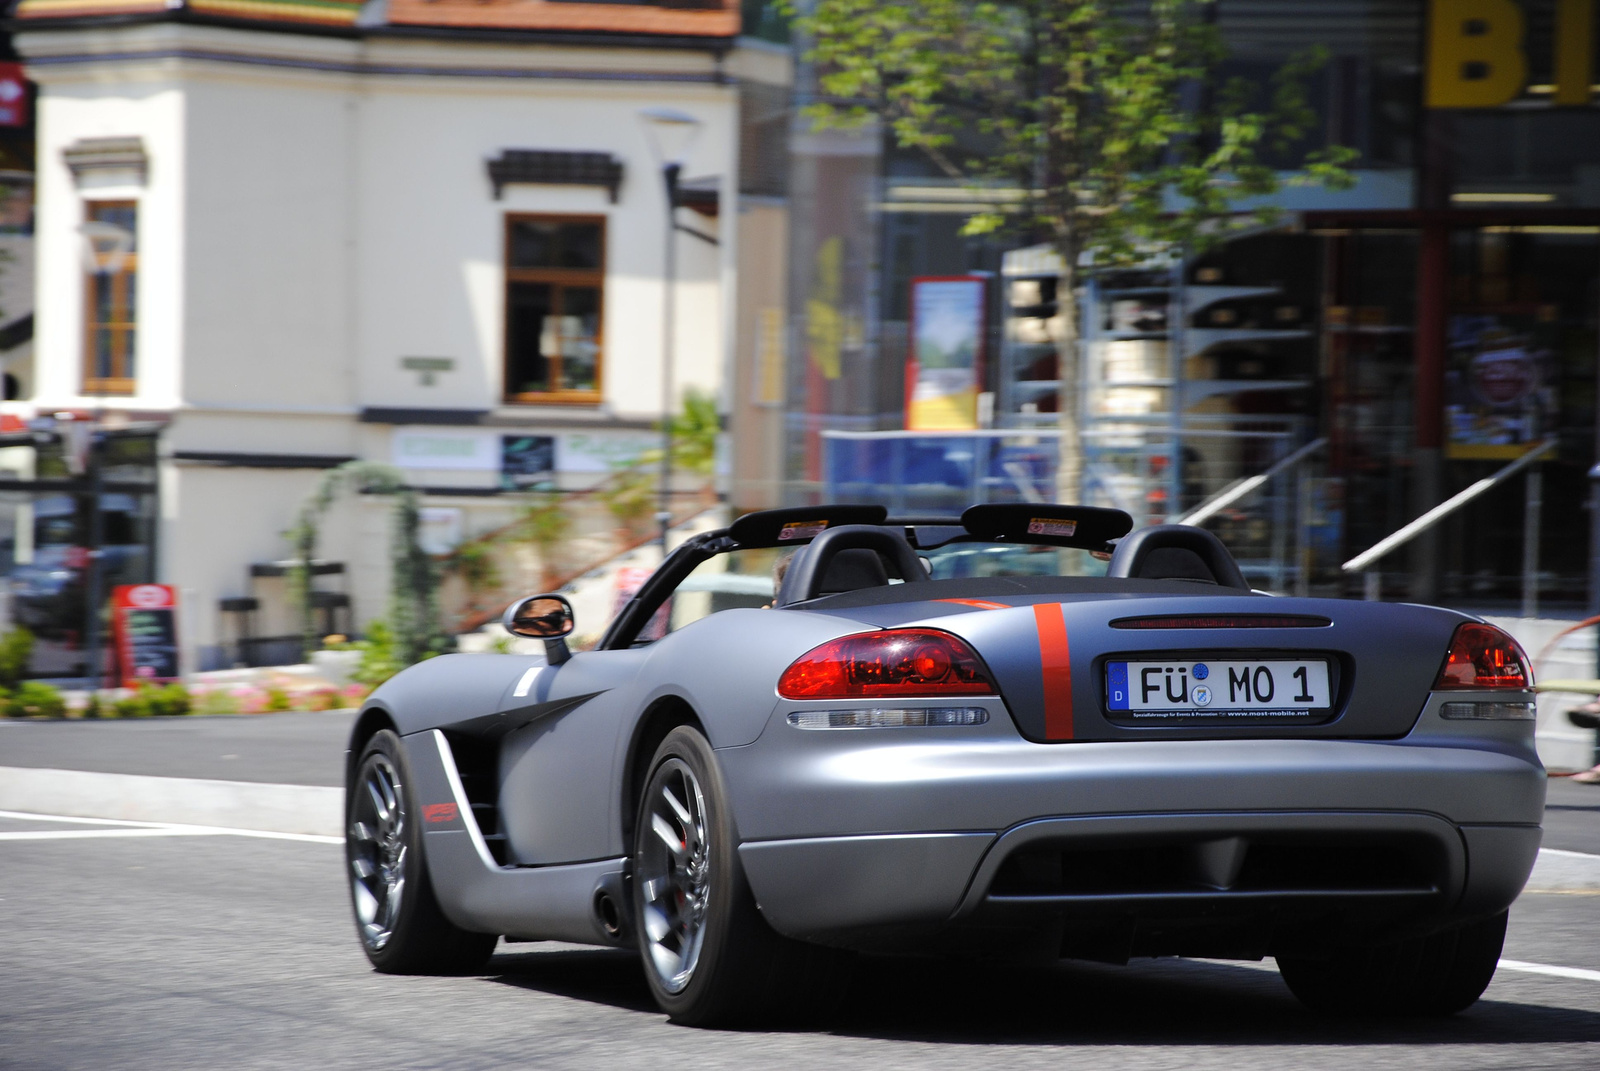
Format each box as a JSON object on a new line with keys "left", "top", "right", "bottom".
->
{"left": 1105, "top": 659, "right": 1332, "bottom": 723}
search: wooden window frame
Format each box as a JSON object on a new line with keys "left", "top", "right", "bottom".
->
{"left": 82, "top": 199, "right": 139, "bottom": 396}
{"left": 503, "top": 213, "right": 607, "bottom": 406}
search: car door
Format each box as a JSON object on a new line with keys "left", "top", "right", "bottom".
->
{"left": 495, "top": 646, "right": 651, "bottom": 865}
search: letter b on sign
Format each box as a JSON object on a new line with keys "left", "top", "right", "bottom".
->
{"left": 1426, "top": 0, "right": 1527, "bottom": 108}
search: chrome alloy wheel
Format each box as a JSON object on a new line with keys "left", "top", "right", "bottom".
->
{"left": 637, "top": 758, "right": 711, "bottom": 994}
{"left": 349, "top": 754, "right": 408, "bottom": 952}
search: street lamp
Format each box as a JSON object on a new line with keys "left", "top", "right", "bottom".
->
{"left": 638, "top": 106, "right": 702, "bottom": 551}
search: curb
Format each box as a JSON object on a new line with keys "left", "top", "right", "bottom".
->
{"left": 0, "top": 766, "right": 342, "bottom": 838}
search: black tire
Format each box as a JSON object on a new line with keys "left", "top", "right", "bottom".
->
{"left": 346, "top": 729, "right": 498, "bottom": 975}
{"left": 1277, "top": 911, "right": 1508, "bottom": 1016}
{"left": 631, "top": 725, "right": 842, "bottom": 1026}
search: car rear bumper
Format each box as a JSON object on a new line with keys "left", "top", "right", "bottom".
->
{"left": 724, "top": 731, "right": 1545, "bottom": 949}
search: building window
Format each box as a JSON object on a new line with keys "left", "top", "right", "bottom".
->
{"left": 504, "top": 214, "right": 605, "bottom": 404}
{"left": 82, "top": 200, "right": 138, "bottom": 395}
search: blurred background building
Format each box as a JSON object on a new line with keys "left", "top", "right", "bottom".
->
{"left": 0, "top": 0, "right": 1596, "bottom": 676}
{"left": 0, "top": 0, "right": 791, "bottom": 673}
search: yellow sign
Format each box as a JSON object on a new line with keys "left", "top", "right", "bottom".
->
{"left": 754, "top": 306, "right": 785, "bottom": 406}
{"left": 1426, "top": 0, "right": 1594, "bottom": 107}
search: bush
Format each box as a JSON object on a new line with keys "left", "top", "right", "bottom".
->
{"left": 264, "top": 686, "right": 292, "bottom": 712}
{"left": 191, "top": 686, "right": 241, "bottom": 716}
{"left": 350, "top": 621, "right": 407, "bottom": 688}
{"left": 8, "top": 681, "right": 66, "bottom": 718}
{"left": 113, "top": 683, "right": 192, "bottom": 718}
{"left": 0, "top": 627, "right": 33, "bottom": 686}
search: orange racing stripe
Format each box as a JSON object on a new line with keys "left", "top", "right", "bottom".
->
{"left": 935, "top": 598, "right": 1009, "bottom": 611}
{"left": 1032, "top": 603, "right": 1074, "bottom": 740}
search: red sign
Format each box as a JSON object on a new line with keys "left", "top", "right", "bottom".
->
{"left": 0, "top": 64, "right": 28, "bottom": 129}
{"left": 111, "top": 584, "right": 179, "bottom": 688}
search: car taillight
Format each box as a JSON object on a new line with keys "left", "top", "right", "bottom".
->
{"left": 1434, "top": 623, "right": 1531, "bottom": 690}
{"left": 778, "top": 629, "right": 998, "bottom": 699}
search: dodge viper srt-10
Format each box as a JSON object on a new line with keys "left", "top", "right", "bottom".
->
{"left": 344, "top": 503, "right": 1544, "bottom": 1024}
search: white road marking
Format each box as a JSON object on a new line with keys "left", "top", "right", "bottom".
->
{"left": 1498, "top": 959, "right": 1600, "bottom": 983}
{"left": 1539, "top": 847, "right": 1600, "bottom": 861}
{"left": 1201, "top": 956, "right": 1600, "bottom": 986}
{"left": 0, "top": 810, "right": 168, "bottom": 826}
{"left": 0, "top": 828, "right": 221, "bottom": 841}
{"left": 0, "top": 810, "right": 341, "bottom": 845}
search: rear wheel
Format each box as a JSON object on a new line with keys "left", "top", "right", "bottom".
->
{"left": 1277, "top": 911, "right": 1507, "bottom": 1016}
{"left": 347, "top": 729, "right": 497, "bottom": 974}
{"left": 632, "top": 726, "right": 842, "bottom": 1026}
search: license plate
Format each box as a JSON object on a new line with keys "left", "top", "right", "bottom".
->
{"left": 1106, "top": 659, "right": 1331, "bottom": 720}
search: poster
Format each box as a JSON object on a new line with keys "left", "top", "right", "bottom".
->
{"left": 111, "top": 583, "right": 179, "bottom": 688}
{"left": 1444, "top": 314, "right": 1558, "bottom": 460}
{"left": 613, "top": 566, "right": 670, "bottom": 642}
{"left": 906, "top": 276, "right": 986, "bottom": 430}
{"left": 500, "top": 435, "right": 556, "bottom": 489}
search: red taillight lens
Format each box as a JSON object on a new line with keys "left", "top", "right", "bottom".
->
{"left": 778, "top": 629, "right": 998, "bottom": 699}
{"left": 1434, "top": 623, "right": 1531, "bottom": 690}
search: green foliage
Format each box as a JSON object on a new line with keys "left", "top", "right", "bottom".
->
{"left": 285, "top": 460, "right": 446, "bottom": 662}
{"left": 443, "top": 540, "right": 502, "bottom": 601}
{"left": 113, "top": 683, "right": 191, "bottom": 719}
{"left": 350, "top": 620, "right": 408, "bottom": 688}
{"left": 82, "top": 691, "right": 105, "bottom": 719}
{"left": 517, "top": 491, "right": 573, "bottom": 585}
{"left": 602, "top": 469, "right": 656, "bottom": 538}
{"left": 660, "top": 388, "right": 720, "bottom": 477}
{"left": 264, "top": 685, "right": 292, "bottom": 713}
{"left": 389, "top": 491, "right": 449, "bottom": 665}
{"left": 193, "top": 688, "right": 242, "bottom": 716}
{"left": 0, "top": 627, "right": 34, "bottom": 687}
{"left": 799, "top": 0, "right": 1353, "bottom": 261}
{"left": 6, "top": 681, "right": 63, "bottom": 718}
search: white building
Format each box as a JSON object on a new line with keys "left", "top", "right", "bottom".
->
{"left": 3, "top": 0, "right": 791, "bottom": 672}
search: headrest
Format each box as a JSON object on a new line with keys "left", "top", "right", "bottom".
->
{"left": 817, "top": 548, "right": 889, "bottom": 595}
{"left": 1106, "top": 524, "right": 1251, "bottom": 590}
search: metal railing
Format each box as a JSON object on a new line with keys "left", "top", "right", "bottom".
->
{"left": 1341, "top": 438, "right": 1556, "bottom": 610}
{"left": 1173, "top": 438, "right": 1327, "bottom": 596}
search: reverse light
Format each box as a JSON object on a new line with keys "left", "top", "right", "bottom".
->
{"left": 777, "top": 629, "right": 998, "bottom": 700}
{"left": 786, "top": 707, "right": 990, "bottom": 730}
{"left": 1434, "top": 623, "right": 1531, "bottom": 690}
{"left": 1440, "top": 701, "right": 1535, "bottom": 721}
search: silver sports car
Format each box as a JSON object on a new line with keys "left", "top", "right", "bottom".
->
{"left": 344, "top": 503, "right": 1545, "bottom": 1025}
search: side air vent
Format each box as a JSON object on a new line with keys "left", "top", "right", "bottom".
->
{"left": 443, "top": 732, "right": 510, "bottom": 867}
{"left": 1110, "top": 614, "right": 1332, "bottom": 630}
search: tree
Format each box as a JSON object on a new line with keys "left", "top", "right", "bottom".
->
{"left": 797, "top": 0, "right": 1354, "bottom": 503}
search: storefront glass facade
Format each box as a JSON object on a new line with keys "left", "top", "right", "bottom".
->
{"left": 0, "top": 428, "right": 158, "bottom": 678}
{"left": 778, "top": 0, "right": 1600, "bottom": 608}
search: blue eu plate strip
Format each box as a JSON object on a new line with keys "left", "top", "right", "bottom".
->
{"left": 1106, "top": 662, "right": 1129, "bottom": 710}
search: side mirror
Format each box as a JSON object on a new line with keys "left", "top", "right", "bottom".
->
{"left": 503, "top": 594, "right": 575, "bottom": 666}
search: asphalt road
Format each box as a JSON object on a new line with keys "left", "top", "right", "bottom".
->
{"left": 0, "top": 820, "right": 1597, "bottom": 1070}
{"left": 0, "top": 711, "right": 357, "bottom": 786}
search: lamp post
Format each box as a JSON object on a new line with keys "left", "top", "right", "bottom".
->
{"left": 639, "top": 107, "right": 701, "bottom": 551}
